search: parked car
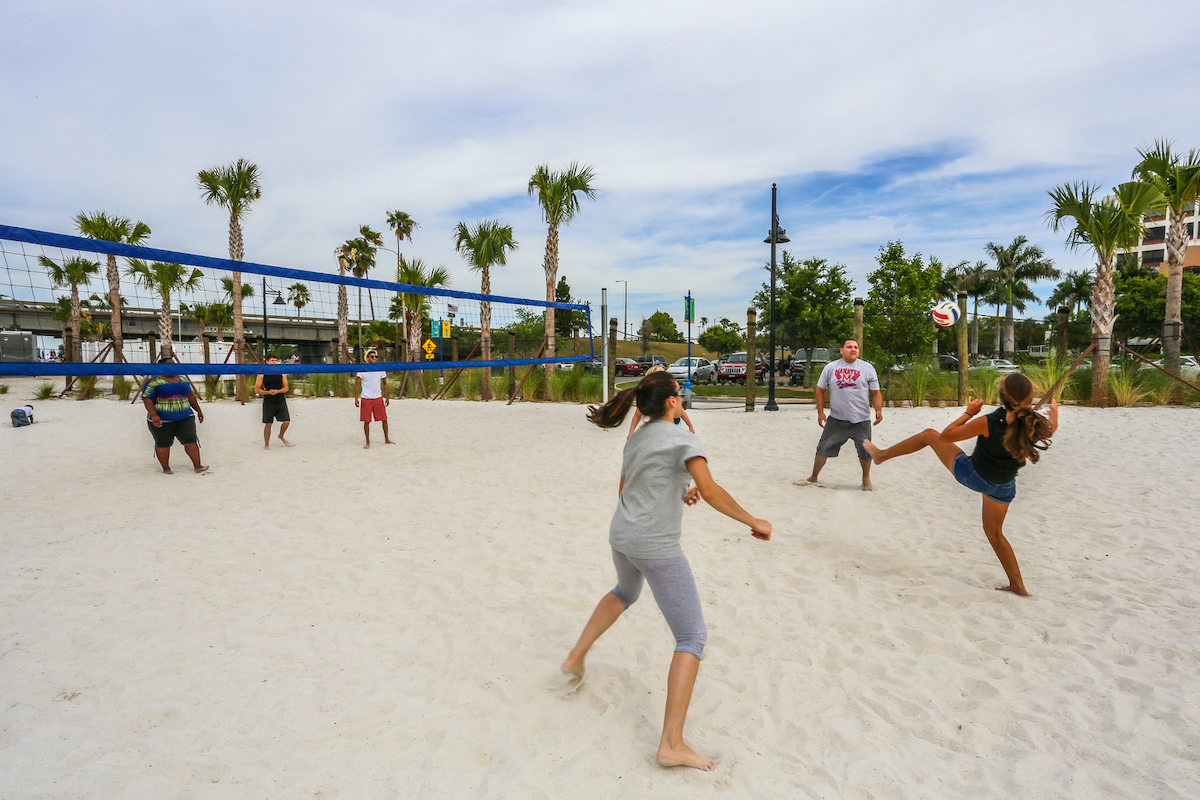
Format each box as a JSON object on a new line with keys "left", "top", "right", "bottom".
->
{"left": 716, "top": 351, "right": 766, "bottom": 383}
{"left": 614, "top": 357, "right": 644, "bottom": 376}
{"left": 971, "top": 358, "right": 1021, "bottom": 374}
{"left": 937, "top": 354, "right": 959, "bottom": 371}
{"left": 1138, "top": 354, "right": 1199, "bottom": 381}
{"left": 633, "top": 354, "right": 668, "bottom": 370}
{"left": 667, "top": 357, "right": 714, "bottom": 383}
{"left": 789, "top": 347, "right": 834, "bottom": 385}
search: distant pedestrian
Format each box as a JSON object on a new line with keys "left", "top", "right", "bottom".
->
{"left": 255, "top": 355, "right": 292, "bottom": 449}
{"left": 805, "top": 339, "right": 882, "bottom": 491}
{"left": 354, "top": 349, "right": 393, "bottom": 449}
{"left": 142, "top": 357, "right": 208, "bottom": 474}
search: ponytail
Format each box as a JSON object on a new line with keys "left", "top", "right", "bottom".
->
{"left": 587, "top": 371, "right": 677, "bottom": 429}
{"left": 998, "top": 373, "right": 1053, "bottom": 462}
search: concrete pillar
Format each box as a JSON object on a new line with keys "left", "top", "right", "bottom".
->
{"left": 608, "top": 317, "right": 618, "bottom": 398}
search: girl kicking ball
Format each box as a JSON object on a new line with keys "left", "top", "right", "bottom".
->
{"left": 863, "top": 372, "right": 1057, "bottom": 597}
{"left": 563, "top": 370, "right": 771, "bottom": 772}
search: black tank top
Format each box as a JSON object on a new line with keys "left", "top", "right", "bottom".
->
{"left": 970, "top": 407, "right": 1024, "bottom": 484}
{"left": 263, "top": 373, "right": 284, "bottom": 395}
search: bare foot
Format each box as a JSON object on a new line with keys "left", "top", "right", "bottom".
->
{"left": 162, "top": 468, "right": 173, "bottom": 475}
{"left": 861, "top": 480, "right": 874, "bottom": 492}
{"left": 657, "top": 743, "right": 717, "bottom": 771}
{"left": 560, "top": 657, "right": 585, "bottom": 681}
{"left": 363, "top": 443, "right": 370, "bottom": 450}
{"left": 384, "top": 439, "right": 395, "bottom": 445}
{"left": 264, "top": 444, "right": 270, "bottom": 450}
{"left": 997, "top": 585, "right": 1031, "bottom": 597}
{"left": 194, "top": 465, "right": 209, "bottom": 474}
{"left": 805, "top": 475, "right": 819, "bottom": 484}
{"left": 280, "top": 439, "right": 293, "bottom": 447}
{"left": 862, "top": 440, "right": 883, "bottom": 464}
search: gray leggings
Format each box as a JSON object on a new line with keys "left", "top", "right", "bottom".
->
{"left": 610, "top": 549, "right": 707, "bottom": 660}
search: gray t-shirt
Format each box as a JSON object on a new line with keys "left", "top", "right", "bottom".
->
{"left": 817, "top": 358, "right": 879, "bottom": 423}
{"left": 609, "top": 419, "right": 707, "bottom": 560}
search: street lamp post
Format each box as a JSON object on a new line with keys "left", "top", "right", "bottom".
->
{"left": 615, "top": 279, "right": 628, "bottom": 341}
{"left": 262, "top": 278, "right": 286, "bottom": 359}
{"left": 763, "top": 183, "right": 790, "bottom": 412}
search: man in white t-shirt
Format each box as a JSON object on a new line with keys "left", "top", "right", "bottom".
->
{"left": 805, "top": 339, "right": 883, "bottom": 491}
{"left": 354, "top": 349, "right": 393, "bottom": 449}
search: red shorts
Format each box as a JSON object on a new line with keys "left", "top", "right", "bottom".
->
{"left": 359, "top": 396, "right": 388, "bottom": 422}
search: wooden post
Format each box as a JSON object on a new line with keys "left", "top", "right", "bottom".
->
{"left": 957, "top": 291, "right": 968, "bottom": 405}
{"left": 608, "top": 317, "right": 618, "bottom": 399}
{"left": 148, "top": 331, "right": 157, "bottom": 363}
{"left": 507, "top": 338, "right": 547, "bottom": 405}
{"left": 853, "top": 298, "right": 864, "bottom": 355}
{"left": 745, "top": 307, "right": 756, "bottom": 412}
{"left": 508, "top": 331, "right": 516, "bottom": 382}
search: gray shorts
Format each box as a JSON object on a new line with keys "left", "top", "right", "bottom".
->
{"left": 610, "top": 549, "right": 707, "bottom": 660}
{"left": 816, "top": 417, "right": 871, "bottom": 460}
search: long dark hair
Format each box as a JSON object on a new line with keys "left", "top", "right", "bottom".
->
{"left": 998, "top": 373, "right": 1053, "bottom": 463}
{"left": 587, "top": 371, "right": 677, "bottom": 429}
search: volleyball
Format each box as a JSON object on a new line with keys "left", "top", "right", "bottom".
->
{"left": 932, "top": 300, "right": 961, "bottom": 327}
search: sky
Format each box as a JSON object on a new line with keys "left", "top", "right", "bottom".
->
{"left": 3, "top": 0, "right": 1199, "bottom": 341}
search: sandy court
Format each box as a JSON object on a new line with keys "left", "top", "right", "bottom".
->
{"left": 1, "top": 378, "right": 1198, "bottom": 798}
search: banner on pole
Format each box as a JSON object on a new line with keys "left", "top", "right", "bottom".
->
{"left": 684, "top": 296, "right": 695, "bottom": 323}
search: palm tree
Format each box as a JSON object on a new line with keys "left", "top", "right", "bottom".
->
{"left": 984, "top": 236, "right": 1060, "bottom": 360}
{"left": 39, "top": 255, "right": 101, "bottom": 363}
{"left": 528, "top": 163, "right": 597, "bottom": 379}
{"left": 1132, "top": 140, "right": 1200, "bottom": 377}
{"left": 287, "top": 283, "right": 310, "bottom": 319}
{"left": 198, "top": 158, "right": 262, "bottom": 395}
{"left": 392, "top": 256, "right": 452, "bottom": 366}
{"left": 1047, "top": 180, "right": 1166, "bottom": 405}
{"left": 958, "top": 261, "right": 997, "bottom": 358}
{"left": 454, "top": 221, "right": 518, "bottom": 400}
{"left": 181, "top": 301, "right": 218, "bottom": 363}
{"left": 386, "top": 210, "right": 420, "bottom": 350}
{"left": 1048, "top": 270, "right": 1094, "bottom": 318}
{"left": 126, "top": 259, "right": 204, "bottom": 356}
{"left": 73, "top": 212, "right": 150, "bottom": 363}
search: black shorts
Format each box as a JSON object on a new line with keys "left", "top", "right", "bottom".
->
{"left": 148, "top": 416, "right": 199, "bottom": 448}
{"left": 263, "top": 398, "right": 290, "bottom": 423}
{"left": 815, "top": 417, "right": 871, "bottom": 460}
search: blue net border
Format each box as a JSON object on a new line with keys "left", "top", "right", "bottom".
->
{"left": 0, "top": 356, "right": 595, "bottom": 377}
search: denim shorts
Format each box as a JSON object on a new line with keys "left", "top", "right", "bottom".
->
{"left": 953, "top": 453, "right": 1016, "bottom": 504}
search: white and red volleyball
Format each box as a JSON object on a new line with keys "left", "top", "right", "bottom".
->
{"left": 932, "top": 301, "right": 961, "bottom": 327}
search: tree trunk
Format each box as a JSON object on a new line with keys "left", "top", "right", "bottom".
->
{"left": 481, "top": 269, "right": 492, "bottom": 401}
{"left": 230, "top": 212, "right": 245, "bottom": 400}
{"left": 993, "top": 305, "right": 1001, "bottom": 357}
{"left": 69, "top": 285, "right": 82, "bottom": 364}
{"left": 105, "top": 254, "right": 124, "bottom": 362}
{"left": 1090, "top": 259, "right": 1116, "bottom": 408}
{"left": 1163, "top": 207, "right": 1187, "bottom": 385}
{"left": 543, "top": 221, "right": 560, "bottom": 386}
{"left": 160, "top": 295, "right": 173, "bottom": 356}
{"left": 1003, "top": 298, "right": 1015, "bottom": 360}
{"left": 356, "top": 287, "right": 363, "bottom": 362}
{"left": 970, "top": 300, "right": 979, "bottom": 358}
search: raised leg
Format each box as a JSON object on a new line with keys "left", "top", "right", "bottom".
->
{"left": 863, "top": 428, "right": 963, "bottom": 473}
{"left": 982, "top": 497, "right": 1028, "bottom": 596}
{"left": 561, "top": 592, "right": 625, "bottom": 679}
{"left": 656, "top": 652, "right": 717, "bottom": 771}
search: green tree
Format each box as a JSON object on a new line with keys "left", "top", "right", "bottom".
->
{"left": 335, "top": 226, "right": 383, "bottom": 361}
{"left": 645, "top": 310, "right": 683, "bottom": 343}
{"left": 455, "top": 220, "right": 518, "bottom": 400}
{"left": 287, "top": 283, "right": 310, "bottom": 319}
{"left": 390, "top": 257, "right": 452, "bottom": 363}
{"left": 1132, "top": 140, "right": 1200, "bottom": 377}
{"left": 528, "top": 163, "right": 597, "bottom": 378}
{"left": 73, "top": 212, "right": 150, "bottom": 362}
{"left": 126, "top": 259, "right": 204, "bottom": 355}
{"left": 697, "top": 318, "right": 745, "bottom": 358}
{"left": 1048, "top": 270, "right": 1094, "bottom": 318}
{"left": 752, "top": 252, "right": 853, "bottom": 387}
{"left": 863, "top": 241, "right": 941, "bottom": 367}
{"left": 984, "top": 236, "right": 1059, "bottom": 360}
{"left": 1046, "top": 180, "right": 1166, "bottom": 404}
{"left": 554, "top": 275, "right": 582, "bottom": 347}
{"left": 385, "top": 210, "right": 420, "bottom": 349}
{"left": 1114, "top": 272, "right": 1200, "bottom": 343}
{"left": 39, "top": 255, "right": 101, "bottom": 362}
{"left": 958, "top": 260, "right": 998, "bottom": 358}
{"left": 198, "top": 159, "right": 261, "bottom": 391}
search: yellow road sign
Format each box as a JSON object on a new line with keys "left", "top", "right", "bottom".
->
{"left": 422, "top": 338, "right": 437, "bottom": 359}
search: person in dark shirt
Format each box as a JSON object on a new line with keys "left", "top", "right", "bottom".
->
{"left": 863, "top": 373, "right": 1057, "bottom": 597}
{"left": 255, "top": 355, "right": 292, "bottom": 449}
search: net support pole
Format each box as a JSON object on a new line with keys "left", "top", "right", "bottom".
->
{"left": 1034, "top": 342, "right": 1096, "bottom": 410}
{"left": 507, "top": 339, "right": 547, "bottom": 405}
{"left": 745, "top": 307, "right": 757, "bottom": 412}
{"left": 957, "top": 291, "right": 968, "bottom": 405}
{"left": 601, "top": 288, "right": 609, "bottom": 405}
{"left": 608, "top": 316, "right": 618, "bottom": 401}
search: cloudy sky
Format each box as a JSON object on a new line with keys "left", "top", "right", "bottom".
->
{"left": 3, "top": 0, "right": 1198, "bottom": 338}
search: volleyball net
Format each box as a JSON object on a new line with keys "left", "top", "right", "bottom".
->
{"left": 0, "top": 225, "right": 593, "bottom": 377}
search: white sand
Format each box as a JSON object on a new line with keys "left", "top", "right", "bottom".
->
{"left": 2, "top": 378, "right": 1198, "bottom": 798}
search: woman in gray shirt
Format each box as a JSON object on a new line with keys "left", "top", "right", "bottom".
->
{"left": 563, "top": 371, "right": 771, "bottom": 772}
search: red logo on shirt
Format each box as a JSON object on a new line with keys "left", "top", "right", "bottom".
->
{"left": 834, "top": 368, "right": 861, "bottom": 389}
